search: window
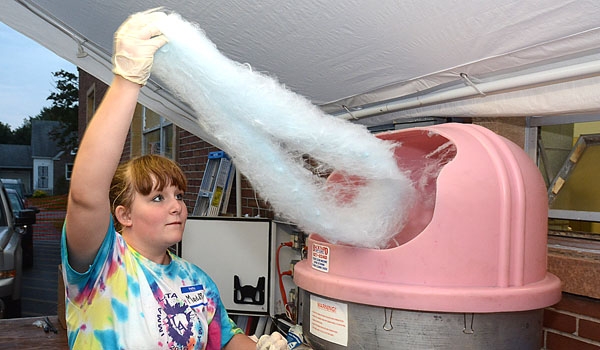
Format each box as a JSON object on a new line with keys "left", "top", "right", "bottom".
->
{"left": 529, "top": 115, "right": 600, "bottom": 239}
{"left": 65, "top": 163, "right": 74, "bottom": 180}
{"left": 142, "top": 107, "right": 174, "bottom": 158}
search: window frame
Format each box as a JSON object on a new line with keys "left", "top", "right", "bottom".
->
{"left": 65, "top": 163, "right": 74, "bottom": 180}
{"left": 526, "top": 114, "right": 600, "bottom": 239}
{"left": 141, "top": 107, "right": 174, "bottom": 158}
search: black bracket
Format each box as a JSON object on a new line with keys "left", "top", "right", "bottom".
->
{"left": 233, "top": 275, "right": 265, "bottom": 305}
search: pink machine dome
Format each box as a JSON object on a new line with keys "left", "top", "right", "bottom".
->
{"left": 294, "top": 123, "right": 561, "bottom": 313}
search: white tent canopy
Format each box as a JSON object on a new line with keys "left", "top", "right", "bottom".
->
{"left": 2, "top": 0, "right": 600, "bottom": 129}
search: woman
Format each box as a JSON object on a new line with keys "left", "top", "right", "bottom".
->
{"left": 61, "top": 9, "right": 286, "bottom": 350}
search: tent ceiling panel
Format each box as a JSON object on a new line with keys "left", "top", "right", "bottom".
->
{"left": 2, "top": 0, "right": 600, "bottom": 127}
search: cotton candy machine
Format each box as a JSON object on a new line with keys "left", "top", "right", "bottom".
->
{"left": 293, "top": 123, "right": 562, "bottom": 349}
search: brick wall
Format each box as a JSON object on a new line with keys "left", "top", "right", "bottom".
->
{"left": 177, "top": 129, "right": 215, "bottom": 210}
{"left": 238, "top": 176, "right": 274, "bottom": 218}
{"left": 77, "top": 69, "right": 107, "bottom": 139}
{"left": 543, "top": 293, "right": 600, "bottom": 349}
{"left": 177, "top": 129, "right": 274, "bottom": 218}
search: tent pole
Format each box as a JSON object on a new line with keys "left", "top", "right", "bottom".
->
{"left": 336, "top": 60, "right": 600, "bottom": 120}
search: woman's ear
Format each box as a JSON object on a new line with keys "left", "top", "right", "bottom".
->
{"left": 115, "top": 205, "right": 133, "bottom": 227}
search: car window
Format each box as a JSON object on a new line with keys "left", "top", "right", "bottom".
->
{"left": 8, "top": 192, "right": 23, "bottom": 215}
{"left": 1, "top": 179, "right": 26, "bottom": 198}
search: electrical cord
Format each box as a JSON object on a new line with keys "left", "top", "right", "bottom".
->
{"left": 276, "top": 242, "right": 294, "bottom": 320}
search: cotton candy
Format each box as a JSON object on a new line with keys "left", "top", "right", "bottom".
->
{"left": 152, "top": 13, "right": 415, "bottom": 248}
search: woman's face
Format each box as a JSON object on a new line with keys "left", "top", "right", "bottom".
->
{"left": 125, "top": 182, "right": 188, "bottom": 250}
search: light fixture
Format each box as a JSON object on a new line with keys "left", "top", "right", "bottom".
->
{"left": 76, "top": 40, "right": 88, "bottom": 58}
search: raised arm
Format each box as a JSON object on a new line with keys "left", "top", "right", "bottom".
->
{"left": 65, "top": 10, "right": 167, "bottom": 272}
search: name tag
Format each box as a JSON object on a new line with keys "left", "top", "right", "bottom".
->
{"left": 181, "top": 285, "right": 207, "bottom": 308}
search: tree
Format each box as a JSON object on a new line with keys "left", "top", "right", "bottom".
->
{"left": 11, "top": 119, "right": 31, "bottom": 145}
{"left": 45, "top": 70, "right": 79, "bottom": 151}
{"left": 0, "top": 121, "right": 15, "bottom": 144}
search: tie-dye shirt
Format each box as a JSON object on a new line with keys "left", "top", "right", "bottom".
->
{"left": 61, "top": 217, "right": 242, "bottom": 349}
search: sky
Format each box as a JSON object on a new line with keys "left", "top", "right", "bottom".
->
{"left": 0, "top": 21, "right": 77, "bottom": 130}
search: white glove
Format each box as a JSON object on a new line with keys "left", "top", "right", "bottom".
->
{"left": 112, "top": 8, "right": 168, "bottom": 85}
{"left": 256, "top": 331, "right": 288, "bottom": 350}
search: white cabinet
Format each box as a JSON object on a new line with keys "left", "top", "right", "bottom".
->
{"left": 181, "top": 217, "right": 272, "bottom": 315}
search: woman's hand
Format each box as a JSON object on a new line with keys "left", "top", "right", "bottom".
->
{"left": 112, "top": 8, "right": 168, "bottom": 85}
{"left": 256, "top": 331, "right": 287, "bottom": 350}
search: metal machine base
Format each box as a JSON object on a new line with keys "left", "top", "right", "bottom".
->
{"left": 300, "top": 291, "right": 543, "bottom": 350}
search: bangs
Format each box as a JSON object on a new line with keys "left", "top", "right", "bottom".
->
{"left": 129, "top": 155, "right": 187, "bottom": 195}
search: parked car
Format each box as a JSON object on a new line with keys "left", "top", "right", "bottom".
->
{"left": 1, "top": 178, "right": 27, "bottom": 201}
{"left": 0, "top": 181, "right": 36, "bottom": 318}
{"left": 6, "top": 188, "right": 38, "bottom": 268}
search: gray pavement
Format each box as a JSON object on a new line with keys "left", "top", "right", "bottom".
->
{"left": 21, "top": 239, "right": 61, "bottom": 318}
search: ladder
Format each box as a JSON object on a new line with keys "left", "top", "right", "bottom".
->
{"left": 193, "top": 151, "right": 236, "bottom": 216}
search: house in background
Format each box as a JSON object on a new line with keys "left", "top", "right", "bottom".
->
{"left": 0, "top": 144, "right": 33, "bottom": 195}
{"left": 30, "top": 120, "right": 75, "bottom": 196}
{"left": 0, "top": 120, "right": 74, "bottom": 196}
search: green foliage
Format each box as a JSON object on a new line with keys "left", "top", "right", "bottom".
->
{"left": 32, "top": 190, "right": 48, "bottom": 198}
{"left": 47, "top": 70, "right": 78, "bottom": 109}
{"left": 0, "top": 119, "right": 33, "bottom": 145}
{"left": 0, "top": 122, "right": 16, "bottom": 143}
{"left": 45, "top": 70, "right": 79, "bottom": 152}
{"left": 12, "top": 119, "right": 32, "bottom": 144}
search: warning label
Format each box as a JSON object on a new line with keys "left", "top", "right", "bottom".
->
{"left": 309, "top": 295, "right": 348, "bottom": 346}
{"left": 311, "top": 243, "right": 330, "bottom": 272}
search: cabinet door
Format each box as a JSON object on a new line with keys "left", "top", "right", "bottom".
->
{"left": 181, "top": 217, "right": 272, "bottom": 314}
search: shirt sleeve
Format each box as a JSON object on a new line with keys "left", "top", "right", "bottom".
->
{"left": 200, "top": 273, "right": 243, "bottom": 349}
{"left": 61, "top": 216, "right": 117, "bottom": 305}
{"left": 206, "top": 304, "right": 244, "bottom": 349}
